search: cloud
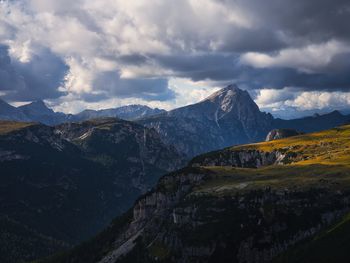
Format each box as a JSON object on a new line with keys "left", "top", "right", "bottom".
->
{"left": 0, "top": 43, "right": 68, "bottom": 101}
{"left": 255, "top": 87, "right": 350, "bottom": 118}
{"left": 51, "top": 77, "right": 219, "bottom": 113}
{"left": 241, "top": 40, "right": 350, "bottom": 73}
{"left": 0, "top": 0, "right": 349, "bottom": 112}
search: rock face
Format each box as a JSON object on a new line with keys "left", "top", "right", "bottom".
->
{"left": 56, "top": 167, "right": 350, "bottom": 263}
{"left": 139, "top": 85, "right": 274, "bottom": 157}
{"left": 190, "top": 149, "right": 291, "bottom": 168}
{"left": 265, "top": 129, "right": 302, "bottom": 141}
{"left": 0, "top": 119, "right": 184, "bottom": 262}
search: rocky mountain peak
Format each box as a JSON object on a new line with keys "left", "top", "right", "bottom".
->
{"left": 0, "top": 98, "right": 15, "bottom": 111}
{"left": 0, "top": 98, "right": 28, "bottom": 121}
{"left": 205, "top": 84, "right": 257, "bottom": 114}
{"left": 206, "top": 84, "right": 243, "bottom": 101}
{"left": 19, "top": 100, "right": 54, "bottom": 115}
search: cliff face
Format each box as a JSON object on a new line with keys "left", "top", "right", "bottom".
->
{"left": 95, "top": 169, "right": 350, "bottom": 263}
{"left": 48, "top": 125, "right": 350, "bottom": 263}
{"left": 98, "top": 167, "right": 209, "bottom": 263}
{"left": 190, "top": 149, "right": 290, "bottom": 168}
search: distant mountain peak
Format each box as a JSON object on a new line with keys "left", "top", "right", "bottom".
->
{"left": 27, "top": 100, "right": 49, "bottom": 109}
{"left": 0, "top": 98, "right": 15, "bottom": 110}
{"left": 204, "top": 84, "right": 257, "bottom": 115}
{"left": 0, "top": 98, "right": 28, "bottom": 121}
{"left": 19, "top": 100, "right": 54, "bottom": 115}
{"left": 329, "top": 110, "right": 343, "bottom": 116}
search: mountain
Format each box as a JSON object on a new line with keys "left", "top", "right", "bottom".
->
{"left": 0, "top": 119, "right": 184, "bottom": 262}
{"left": 138, "top": 84, "right": 274, "bottom": 157}
{"left": 19, "top": 100, "right": 55, "bottom": 116}
{"left": 0, "top": 99, "right": 29, "bottom": 121}
{"left": 55, "top": 118, "right": 183, "bottom": 192}
{"left": 272, "top": 110, "right": 350, "bottom": 132}
{"left": 44, "top": 125, "right": 350, "bottom": 263}
{"left": 75, "top": 105, "right": 165, "bottom": 122}
{"left": 139, "top": 85, "right": 350, "bottom": 157}
{"left": 18, "top": 100, "right": 70, "bottom": 125}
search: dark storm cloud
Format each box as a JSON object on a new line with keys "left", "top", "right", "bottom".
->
{"left": 219, "top": 28, "right": 287, "bottom": 53}
{"left": 150, "top": 51, "right": 350, "bottom": 92}
{"left": 1, "top": 0, "right": 350, "bottom": 108}
{"left": 154, "top": 53, "right": 237, "bottom": 81}
{"left": 145, "top": 0, "right": 350, "bottom": 92}
{"left": 93, "top": 71, "right": 175, "bottom": 102}
{"left": 216, "top": 0, "right": 350, "bottom": 44}
{"left": 0, "top": 45, "right": 24, "bottom": 93}
{"left": 233, "top": 65, "right": 350, "bottom": 92}
{"left": 118, "top": 54, "right": 149, "bottom": 66}
{"left": 0, "top": 44, "right": 68, "bottom": 101}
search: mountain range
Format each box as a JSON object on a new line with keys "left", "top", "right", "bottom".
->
{"left": 44, "top": 124, "right": 350, "bottom": 263}
{"left": 1, "top": 84, "right": 350, "bottom": 262}
{"left": 0, "top": 119, "right": 184, "bottom": 263}
{"left": 1, "top": 85, "right": 350, "bottom": 157}
{"left": 0, "top": 100, "right": 165, "bottom": 125}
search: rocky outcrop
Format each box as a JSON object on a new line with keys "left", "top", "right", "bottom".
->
{"left": 99, "top": 168, "right": 208, "bottom": 263}
{"left": 265, "top": 129, "right": 302, "bottom": 142}
{"left": 190, "top": 148, "right": 298, "bottom": 168}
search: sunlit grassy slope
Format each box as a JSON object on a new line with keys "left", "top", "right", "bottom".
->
{"left": 237, "top": 124, "right": 350, "bottom": 166}
{"left": 0, "top": 120, "right": 35, "bottom": 135}
{"left": 193, "top": 125, "right": 350, "bottom": 196}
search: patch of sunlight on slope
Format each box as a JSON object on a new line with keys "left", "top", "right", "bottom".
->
{"left": 235, "top": 125, "right": 350, "bottom": 167}
{"left": 0, "top": 121, "right": 35, "bottom": 135}
{"left": 192, "top": 125, "right": 350, "bottom": 197}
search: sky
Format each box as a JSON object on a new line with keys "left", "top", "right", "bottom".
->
{"left": 0, "top": 0, "right": 350, "bottom": 118}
